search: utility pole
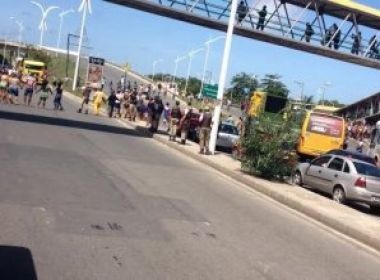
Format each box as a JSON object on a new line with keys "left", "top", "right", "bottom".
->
{"left": 73, "top": 0, "right": 92, "bottom": 91}
{"left": 209, "top": 0, "right": 239, "bottom": 154}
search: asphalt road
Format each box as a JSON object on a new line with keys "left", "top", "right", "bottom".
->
{"left": 1, "top": 96, "right": 380, "bottom": 280}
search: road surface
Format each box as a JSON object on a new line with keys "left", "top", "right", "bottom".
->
{"left": 0, "top": 97, "right": 380, "bottom": 280}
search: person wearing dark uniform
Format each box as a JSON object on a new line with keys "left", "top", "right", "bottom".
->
{"left": 199, "top": 106, "right": 213, "bottom": 154}
{"left": 180, "top": 102, "right": 193, "bottom": 145}
{"left": 169, "top": 101, "right": 182, "bottom": 142}
{"left": 256, "top": 5, "right": 267, "bottom": 31}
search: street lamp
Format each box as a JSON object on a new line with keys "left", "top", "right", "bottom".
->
{"left": 184, "top": 47, "right": 204, "bottom": 96}
{"left": 9, "top": 17, "right": 24, "bottom": 58}
{"left": 73, "top": 0, "right": 92, "bottom": 91}
{"left": 57, "top": 9, "right": 75, "bottom": 50}
{"left": 30, "top": 1, "right": 59, "bottom": 47}
{"left": 209, "top": 0, "right": 239, "bottom": 155}
{"left": 172, "top": 56, "right": 187, "bottom": 82}
{"left": 152, "top": 59, "right": 163, "bottom": 82}
{"left": 199, "top": 36, "right": 225, "bottom": 98}
{"left": 294, "top": 80, "right": 304, "bottom": 102}
{"left": 319, "top": 82, "right": 332, "bottom": 106}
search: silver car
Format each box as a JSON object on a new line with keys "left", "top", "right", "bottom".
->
{"left": 293, "top": 154, "right": 380, "bottom": 211}
{"left": 216, "top": 122, "right": 240, "bottom": 150}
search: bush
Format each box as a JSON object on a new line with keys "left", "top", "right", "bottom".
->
{"left": 241, "top": 114, "right": 299, "bottom": 180}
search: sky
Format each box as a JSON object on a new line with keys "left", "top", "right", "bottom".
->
{"left": 1, "top": 0, "right": 380, "bottom": 104}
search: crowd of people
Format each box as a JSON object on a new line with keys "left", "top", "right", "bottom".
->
{"left": 0, "top": 68, "right": 64, "bottom": 110}
{"left": 76, "top": 81, "right": 217, "bottom": 154}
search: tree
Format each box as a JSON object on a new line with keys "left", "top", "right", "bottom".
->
{"left": 229, "top": 72, "right": 258, "bottom": 101}
{"left": 259, "top": 74, "right": 289, "bottom": 98}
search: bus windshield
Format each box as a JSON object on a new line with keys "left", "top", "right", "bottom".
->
{"left": 307, "top": 113, "right": 343, "bottom": 138}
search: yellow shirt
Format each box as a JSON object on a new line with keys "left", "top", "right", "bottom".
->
{"left": 93, "top": 90, "right": 106, "bottom": 104}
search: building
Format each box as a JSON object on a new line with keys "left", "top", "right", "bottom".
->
{"left": 337, "top": 92, "right": 380, "bottom": 124}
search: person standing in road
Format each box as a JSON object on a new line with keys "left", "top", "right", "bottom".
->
{"left": 23, "top": 73, "right": 37, "bottom": 106}
{"left": 256, "top": 5, "right": 267, "bottom": 31}
{"left": 129, "top": 91, "right": 138, "bottom": 121}
{"left": 180, "top": 102, "right": 193, "bottom": 145}
{"left": 169, "top": 101, "right": 182, "bottom": 142}
{"left": 93, "top": 86, "right": 107, "bottom": 116}
{"left": 163, "top": 102, "right": 171, "bottom": 131}
{"left": 198, "top": 106, "right": 213, "bottom": 155}
{"left": 36, "top": 79, "right": 53, "bottom": 109}
{"left": 115, "top": 90, "right": 124, "bottom": 118}
{"left": 53, "top": 80, "right": 64, "bottom": 111}
{"left": 0, "top": 69, "right": 9, "bottom": 103}
{"left": 150, "top": 97, "right": 164, "bottom": 133}
{"left": 78, "top": 83, "right": 92, "bottom": 114}
{"left": 107, "top": 90, "right": 117, "bottom": 118}
{"left": 8, "top": 72, "right": 22, "bottom": 105}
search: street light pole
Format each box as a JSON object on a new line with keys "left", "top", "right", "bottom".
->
{"left": 184, "top": 47, "right": 203, "bottom": 96}
{"left": 294, "top": 80, "right": 304, "bottom": 102}
{"left": 209, "top": 0, "right": 239, "bottom": 154}
{"left": 152, "top": 59, "right": 163, "bottom": 82}
{"left": 57, "top": 9, "right": 74, "bottom": 50}
{"left": 10, "top": 18, "right": 24, "bottom": 58}
{"left": 200, "top": 36, "right": 225, "bottom": 98}
{"left": 73, "top": 0, "right": 92, "bottom": 91}
{"left": 319, "top": 82, "right": 332, "bottom": 106}
{"left": 31, "top": 1, "right": 59, "bottom": 48}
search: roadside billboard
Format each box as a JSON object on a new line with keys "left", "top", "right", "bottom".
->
{"left": 87, "top": 56, "right": 105, "bottom": 88}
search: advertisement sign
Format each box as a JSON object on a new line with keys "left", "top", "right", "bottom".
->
{"left": 87, "top": 56, "right": 105, "bottom": 88}
{"left": 307, "top": 114, "right": 343, "bottom": 137}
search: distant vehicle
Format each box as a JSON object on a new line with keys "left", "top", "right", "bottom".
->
{"left": 19, "top": 60, "right": 46, "bottom": 84}
{"left": 297, "top": 112, "right": 345, "bottom": 158}
{"left": 327, "top": 149, "right": 377, "bottom": 166}
{"left": 247, "top": 90, "right": 288, "bottom": 117}
{"left": 293, "top": 154, "right": 380, "bottom": 212}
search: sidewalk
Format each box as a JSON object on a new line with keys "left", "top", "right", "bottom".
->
{"left": 64, "top": 92, "right": 380, "bottom": 253}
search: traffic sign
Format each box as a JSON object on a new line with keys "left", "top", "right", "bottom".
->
{"left": 202, "top": 84, "right": 218, "bottom": 99}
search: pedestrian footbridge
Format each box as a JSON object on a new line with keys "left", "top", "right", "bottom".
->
{"left": 105, "top": 0, "right": 380, "bottom": 70}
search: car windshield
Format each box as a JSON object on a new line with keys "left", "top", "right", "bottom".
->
{"left": 220, "top": 124, "right": 239, "bottom": 135}
{"left": 353, "top": 162, "right": 380, "bottom": 178}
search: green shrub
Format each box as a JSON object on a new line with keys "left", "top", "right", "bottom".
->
{"left": 241, "top": 114, "right": 299, "bottom": 180}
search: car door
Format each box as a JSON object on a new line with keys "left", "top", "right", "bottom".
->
{"left": 304, "top": 156, "right": 332, "bottom": 190}
{"left": 323, "top": 157, "right": 345, "bottom": 194}
{"left": 217, "top": 124, "right": 230, "bottom": 148}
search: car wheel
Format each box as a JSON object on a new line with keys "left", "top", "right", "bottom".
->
{"left": 332, "top": 186, "right": 346, "bottom": 204}
{"left": 292, "top": 171, "right": 303, "bottom": 186}
{"left": 370, "top": 205, "right": 380, "bottom": 213}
